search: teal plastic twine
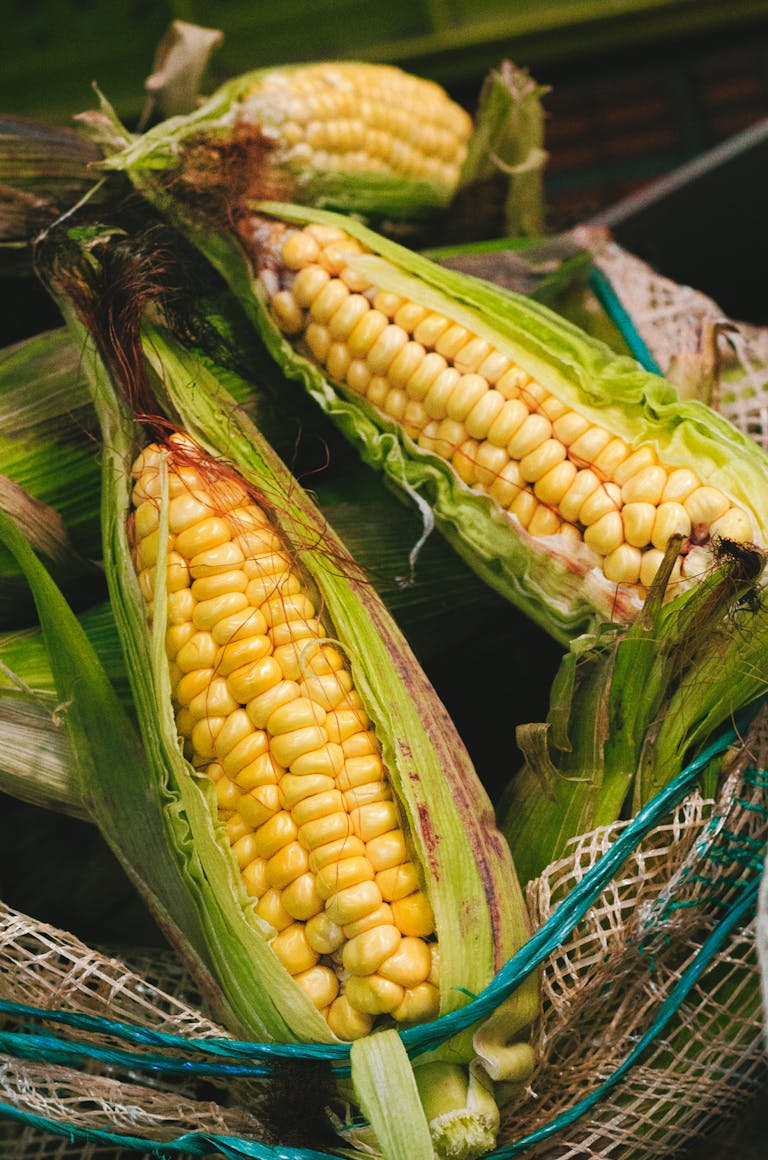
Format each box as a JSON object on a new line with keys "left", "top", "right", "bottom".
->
{"left": 587, "top": 267, "right": 663, "bottom": 375}
{"left": 0, "top": 719, "right": 762, "bottom": 1157}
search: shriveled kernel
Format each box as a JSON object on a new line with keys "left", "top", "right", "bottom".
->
{"left": 345, "top": 974, "right": 404, "bottom": 1015}
{"left": 681, "top": 546, "right": 712, "bottom": 580}
{"left": 651, "top": 502, "right": 692, "bottom": 549}
{"left": 684, "top": 486, "right": 731, "bottom": 526}
{"left": 507, "top": 412, "right": 552, "bottom": 460}
{"left": 305, "top": 911, "right": 345, "bottom": 955}
{"left": 325, "top": 879, "right": 382, "bottom": 925}
{"left": 391, "top": 891, "right": 434, "bottom": 937}
{"left": 603, "top": 543, "right": 643, "bottom": 585}
{"left": 270, "top": 923, "right": 319, "bottom": 974}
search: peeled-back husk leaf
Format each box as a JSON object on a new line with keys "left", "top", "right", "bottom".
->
{"left": 145, "top": 198, "right": 768, "bottom": 642}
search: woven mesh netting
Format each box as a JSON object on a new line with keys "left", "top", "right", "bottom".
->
{"left": 496, "top": 711, "right": 768, "bottom": 1157}
{"left": 581, "top": 227, "right": 768, "bottom": 451}
{"left": 1, "top": 706, "right": 766, "bottom": 1159}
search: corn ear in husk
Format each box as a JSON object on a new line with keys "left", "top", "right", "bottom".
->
{"left": 41, "top": 225, "right": 537, "bottom": 1156}
{"left": 121, "top": 198, "right": 768, "bottom": 642}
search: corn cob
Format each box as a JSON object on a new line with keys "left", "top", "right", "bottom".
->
{"left": 128, "top": 431, "right": 444, "bottom": 1037}
{"left": 233, "top": 204, "right": 768, "bottom": 640}
{"left": 91, "top": 61, "right": 473, "bottom": 226}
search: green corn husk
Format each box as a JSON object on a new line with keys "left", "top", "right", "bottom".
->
{"left": 498, "top": 536, "right": 768, "bottom": 884}
{"left": 32, "top": 223, "right": 538, "bottom": 1158}
{"left": 448, "top": 60, "right": 548, "bottom": 242}
{"left": 0, "top": 116, "right": 106, "bottom": 273}
{"left": 0, "top": 327, "right": 105, "bottom": 627}
{"left": 99, "top": 192, "right": 768, "bottom": 643}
